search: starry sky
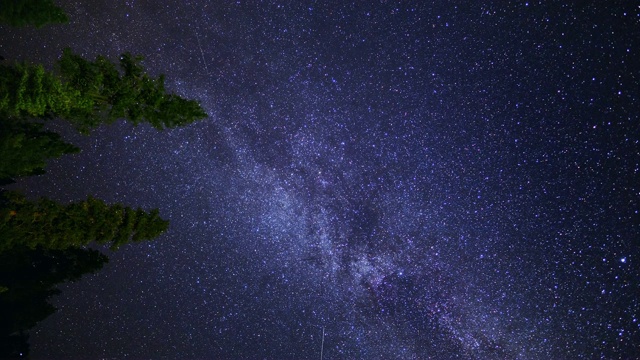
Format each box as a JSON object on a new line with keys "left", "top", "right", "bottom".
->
{"left": 1, "top": 1, "right": 639, "bottom": 359}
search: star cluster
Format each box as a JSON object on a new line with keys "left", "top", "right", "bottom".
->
{"left": 1, "top": 1, "right": 638, "bottom": 359}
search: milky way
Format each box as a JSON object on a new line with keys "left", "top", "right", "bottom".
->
{"left": 1, "top": 1, "right": 638, "bottom": 359}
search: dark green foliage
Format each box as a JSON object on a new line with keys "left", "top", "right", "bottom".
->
{"left": 0, "top": 191, "right": 169, "bottom": 252}
{"left": 150, "top": 93, "right": 209, "bottom": 129}
{"left": 0, "top": 0, "right": 68, "bottom": 28}
{"left": 0, "top": 49, "right": 207, "bottom": 133}
{"left": 0, "top": 62, "right": 91, "bottom": 120}
{"left": 0, "top": 119, "right": 80, "bottom": 182}
{"left": 0, "top": 245, "right": 108, "bottom": 357}
{"left": 57, "top": 48, "right": 207, "bottom": 132}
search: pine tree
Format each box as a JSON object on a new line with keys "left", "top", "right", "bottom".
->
{"left": 57, "top": 48, "right": 207, "bottom": 132}
{"left": 0, "top": 191, "right": 169, "bottom": 252}
{"left": 0, "top": 120, "right": 80, "bottom": 182}
{"left": 0, "top": 61, "right": 91, "bottom": 120}
{"left": 0, "top": 0, "right": 68, "bottom": 28}
{"left": 0, "top": 49, "right": 207, "bottom": 132}
{"left": 0, "top": 245, "right": 108, "bottom": 356}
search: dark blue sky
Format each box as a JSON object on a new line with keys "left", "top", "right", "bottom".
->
{"left": 1, "top": 1, "right": 638, "bottom": 359}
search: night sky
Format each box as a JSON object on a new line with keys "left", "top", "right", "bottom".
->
{"left": 1, "top": 1, "right": 639, "bottom": 359}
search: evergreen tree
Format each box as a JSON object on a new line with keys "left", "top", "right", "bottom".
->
{"left": 0, "top": 120, "right": 80, "bottom": 183}
{"left": 58, "top": 49, "right": 207, "bottom": 131}
{"left": 0, "top": 246, "right": 108, "bottom": 358}
{"left": 0, "top": 191, "right": 169, "bottom": 252}
{"left": 0, "top": 49, "right": 207, "bottom": 132}
{"left": 0, "top": 61, "right": 93, "bottom": 122}
{"left": 0, "top": 49, "right": 207, "bottom": 133}
{"left": 0, "top": 5, "right": 198, "bottom": 357}
{"left": 0, "top": 0, "right": 68, "bottom": 28}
